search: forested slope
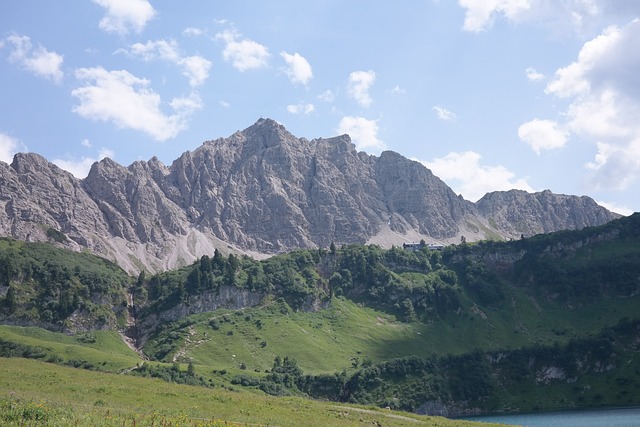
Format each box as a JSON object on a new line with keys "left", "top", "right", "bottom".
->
{"left": 1, "top": 213, "right": 639, "bottom": 416}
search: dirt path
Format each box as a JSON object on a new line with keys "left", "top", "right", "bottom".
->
{"left": 172, "top": 325, "right": 205, "bottom": 362}
{"left": 330, "top": 405, "right": 424, "bottom": 423}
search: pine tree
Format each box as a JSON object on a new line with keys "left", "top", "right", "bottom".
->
{"left": 136, "top": 270, "right": 146, "bottom": 287}
{"left": 212, "top": 248, "right": 224, "bottom": 271}
{"left": 5, "top": 284, "right": 16, "bottom": 312}
{"left": 199, "top": 255, "right": 211, "bottom": 273}
{"left": 186, "top": 267, "right": 202, "bottom": 294}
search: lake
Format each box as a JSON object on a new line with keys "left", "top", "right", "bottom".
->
{"left": 464, "top": 407, "right": 640, "bottom": 426}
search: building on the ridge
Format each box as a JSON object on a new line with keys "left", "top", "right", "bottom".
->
{"left": 402, "top": 242, "right": 444, "bottom": 252}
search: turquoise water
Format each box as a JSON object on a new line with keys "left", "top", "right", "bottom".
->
{"left": 464, "top": 407, "right": 640, "bottom": 426}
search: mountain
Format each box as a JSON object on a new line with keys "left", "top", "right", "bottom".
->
{"left": 476, "top": 189, "right": 617, "bottom": 237}
{"left": 2, "top": 213, "right": 639, "bottom": 417}
{"left": 0, "top": 118, "right": 620, "bottom": 274}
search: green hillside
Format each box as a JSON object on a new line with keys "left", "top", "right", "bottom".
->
{"left": 1, "top": 213, "right": 640, "bottom": 418}
{"left": 141, "top": 213, "right": 640, "bottom": 363}
{"left": 0, "top": 326, "right": 139, "bottom": 371}
{"left": 0, "top": 358, "right": 503, "bottom": 427}
{"left": 0, "top": 238, "right": 131, "bottom": 331}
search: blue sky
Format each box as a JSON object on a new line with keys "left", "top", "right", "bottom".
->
{"left": 1, "top": 1, "right": 639, "bottom": 215}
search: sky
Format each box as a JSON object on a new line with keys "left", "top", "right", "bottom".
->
{"left": 1, "top": 1, "right": 639, "bottom": 215}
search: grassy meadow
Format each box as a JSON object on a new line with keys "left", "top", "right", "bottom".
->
{"left": 0, "top": 326, "right": 140, "bottom": 372}
{"left": 0, "top": 358, "right": 508, "bottom": 427}
{"left": 146, "top": 291, "right": 640, "bottom": 375}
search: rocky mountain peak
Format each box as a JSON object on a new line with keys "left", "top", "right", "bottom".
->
{"left": 246, "top": 117, "right": 291, "bottom": 136}
{"left": 0, "top": 119, "right": 621, "bottom": 274}
{"left": 147, "top": 156, "right": 168, "bottom": 171}
{"left": 240, "top": 118, "right": 305, "bottom": 155}
{"left": 10, "top": 152, "right": 58, "bottom": 175}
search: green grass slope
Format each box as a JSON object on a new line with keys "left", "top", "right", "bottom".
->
{"left": 144, "top": 281, "right": 640, "bottom": 375}
{"left": 0, "top": 325, "right": 140, "bottom": 371}
{"left": 0, "top": 358, "right": 506, "bottom": 427}
{"left": 146, "top": 297, "right": 460, "bottom": 374}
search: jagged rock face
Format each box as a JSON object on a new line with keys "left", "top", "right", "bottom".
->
{"left": 83, "top": 158, "right": 188, "bottom": 244}
{"left": 375, "top": 151, "right": 476, "bottom": 236}
{"left": 160, "top": 120, "right": 478, "bottom": 252}
{"left": 0, "top": 118, "right": 621, "bottom": 274}
{"left": 160, "top": 121, "right": 385, "bottom": 251}
{"left": 476, "top": 189, "right": 618, "bottom": 237}
{"left": 0, "top": 153, "right": 108, "bottom": 248}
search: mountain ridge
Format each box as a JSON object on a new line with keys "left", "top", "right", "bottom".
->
{"left": 0, "top": 118, "right": 620, "bottom": 274}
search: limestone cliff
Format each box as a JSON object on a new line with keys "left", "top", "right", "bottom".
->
{"left": 0, "top": 118, "right": 620, "bottom": 273}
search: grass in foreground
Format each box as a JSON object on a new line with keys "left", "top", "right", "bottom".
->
{"left": 0, "top": 358, "right": 508, "bottom": 427}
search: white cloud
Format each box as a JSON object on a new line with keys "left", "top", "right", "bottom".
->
{"left": 216, "top": 29, "right": 270, "bottom": 72}
{"left": 126, "top": 39, "right": 180, "bottom": 62}
{"left": 318, "top": 90, "right": 335, "bottom": 102}
{"left": 53, "top": 148, "right": 114, "bottom": 179}
{"left": 518, "top": 119, "right": 569, "bottom": 154}
{"left": 0, "top": 133, "right": 27, "bottom": 163}
{"left": 533, "top": 19, "right": 640, "bottom": 190}
{"left": 169, "top": 92, "right": 203, "bottom": 112}
{"left": 280, "top": 52, "right": 313, "bottom": 85}
{"left": 123, "top": 39, "right": 212, "bottom": 87}
{"left": 458, "top": 0, "right": 532, "bottom": 32}
{"left": 390, "top": 85, "right": 406, "bottom": 95}
{"left": 93, "top": 0, "right": 156, "bottom": 36}
{"left": 584, "top": 139, "right": 640, "bottom": 191}
{"left": 420, "top": 151, "right": 535, "bottom": 201}
{"left": 347, "top": 70, "right": 376, "bottom": 108}
{"left": 286, "top": 103, "right": 315, "bottom": 115}
{"left": 219, "top": 100, "right": 231, "bottom": 109}
{"left": 183, "top": 27, "right": 204, "bottom": 37}
{"left": 81, "top": 139, "right": 92, "bottom": 148}
{"left": 178, "top": 55, "right": 212, "bottom": 87}
{"left": 71, "top": 67, "right": 203, "bottom": 141}
{"left": 336, "top": 116, "right": 384, "bottom": 152}
{"left": 457, "top": 0, "right": 632, "bottom": 33}
{"left": 544, "top": 24, "right": 624, "bottom": 98}
{"left": 566, "top": 90, "right": 630, "bottom": 139}
{"left": 3, "top": 34, "right": 63, "bottom": 83}
{"left": 525, "top": 66, "right": 545, "bottom": 81}
{"left": 432, "top": 105, "right": 457, "bottom": 121}
{"left": 596, "top": 200, "right": 633, "bottom": 216}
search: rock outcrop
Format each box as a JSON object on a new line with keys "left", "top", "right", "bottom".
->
{"left": 476, "top": 189, "right": 617, "bottom": 237}
{"left": 0, "top": 118, "right": 620, "bottom": 274}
